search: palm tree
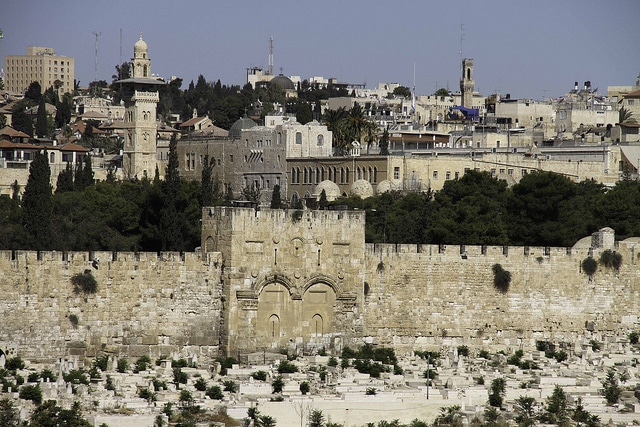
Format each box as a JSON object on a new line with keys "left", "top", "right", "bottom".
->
{"left": 346, "top": 103, "right": 366, "bottom": 145}
{"left": 619, "top": 106, "right": 637, "bottom": 124}
{"left": 322, "top": 107, "right": 348, "bottom": 155}
{"left": 362, "top": 120, "right": 379, "bottom": 154}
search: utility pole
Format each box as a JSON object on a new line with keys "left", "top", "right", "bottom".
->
{"left": 0, "top": 29, "right": 4, "bottom": 80}
{"left": 93, "top": 31, "right": 101, "bottom": 82}
{"left": 268, "top": 36, "right": 273, "bottom": 76}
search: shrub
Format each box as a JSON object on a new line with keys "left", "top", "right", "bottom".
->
{"left": 507, "top": 349, "right": 524, "bottom": 365}
{"left": 223, "top": 380, "right": 237, "bottom": 392}
{"left": 71, "top": 270, "right": 98, "bottom": 294}
{"left": 5, "top": 357, "right": 25, "bottom": 371}
{"left": 300, "top": 381, "right": 310, "bottom": 395}
{"left": 478, "top": 350, "right": 491, "bottom": 360}
{"left": 277, "top": 360, "right": 298, "bottom": 374}
{"left": 457, "top": 345, "right": 469, "bottom": 357}
{"left": 629, "top": 331, "right": 639, "bottom": 345}
{"left": 117, "top": 358, "right": 129, "bottom": 373}
{"left": 63, "top": 369, "right": 89, "bottom": 385}
{"left": 554, "top": 350, "right": 568, "bottom": 362}
{"left": 206, "top": 385, "right": 224, "bottom": 400}
{"left": 365, "top": 387, "right": 377, "bottom": 395}
{"left": 68, "top": 314, "right": 79, "bottom": 328}
{"left": 94, "top": 355, "right": 109, "bottom": 371}
{"left": 40, "top": 369, "right": 57, "bottom": 382}
{"left": 251, "top": 370, "right": 267, "bottom": 381}
{"left": 590, "top": 340, "right": 601, "bottom": 352}
{"left": 173, "top": 368, "right": 188, "bottom": 385}
{"left": 172, "top": 358, "right": 189, "bottom": 368}
{"left": 194, "top": 377, "right": 207, "bottom": 391}
{"left": 138, "top": 388, "right": 157, "bottom": 401}
{"left": 423, "top": 368, "right": 437, "bottom": 380}
{"left": 19, "top": 384, "right": 42, "bottom": 404}
{"left": 582, "top": 257, "right": 598, "bottom": 278}
{"left": 327, "top": 356, "right": 338, "bottom": 367}
{"left": 105, "top": 375, "right": 115, "bottom": 391}
{"left": 599, "top": 249, "right": 622, "bottom": 271}
{"left": 179, "top": 389, "right": 194, "bottom": 408}
{"left": 134, "top": 356, "right": 152, "bottom": 373}
{"left": 152, "top": 378, "right": 167, "bottom": 391}
{"left": 272, "top": 376, "right": 284, "bottom": 393}
{"left": 89, "top": 365, "right": 101, "bottom": 379}
{"left": 492, "top": 264, "right": 511, "bottom": 293}
{"left": 27, "top": 372, "right": 40, "bottom": 382}
{"left": 519, "top": 360, "right": 539, "bottom": 370}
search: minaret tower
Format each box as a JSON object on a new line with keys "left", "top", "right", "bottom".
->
{"left": 117, "top": 34, "right": 164, "bottom": 179}
{"left": 460, "top": 58, "right": 474, "bottom": 109}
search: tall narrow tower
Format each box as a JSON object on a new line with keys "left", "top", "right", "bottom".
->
{"left": 117, "top": 34, "right": 164, "bottom": 179}
{"left": 460, "top": 58, "right": 474, "bottom": 109}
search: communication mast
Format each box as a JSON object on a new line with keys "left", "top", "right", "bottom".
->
{"left": 267, "top": 36, "right": 273, "bottom": 76}
{"left": 93, "top": 31, "right": 101, "bottom": 82}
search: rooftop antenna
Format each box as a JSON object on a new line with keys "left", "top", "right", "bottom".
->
{"left": 268, "top": 36, "right": 273, "bottom": 76}
{"left": 0, "top": 29, "right": 3, "bottom": 79}
{"left": 119, "top": 28, "right": 122, "bottom": 68}
{"left": 93, "top": 31, "right": 101, "bottom": 82}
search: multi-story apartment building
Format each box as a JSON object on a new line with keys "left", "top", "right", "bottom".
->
{"left": 4, "top": 47, "right": 75, "bottom": 95}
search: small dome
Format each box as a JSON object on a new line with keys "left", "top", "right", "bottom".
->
{"left": 229, "top": 116, "right": 257, "bottom": 138}
{"left": 134, "top": 35, "right": 148, "bottom": 53}
{"left": 376, "top": 179, "right": 399, "bottom": 194}
{"left": 314, "top": 180, "right": 341, "bottom": 201}
{"left": 350, "top": 179, "right": 374, "bottom": 199}
{"left": 271, "top": 74, "right": 295, "bottom": 91}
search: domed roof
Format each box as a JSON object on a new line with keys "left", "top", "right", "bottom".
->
{"left": 271, "top": 74, "right": 295, "bottom": 90}
{"left": 350, "top": 179, "right": 374, "bottom": 199}
{"left": 134, "top": 34, "right": 148, "bottom": 53}
{"left": 314, "top": 180, "right": 341, "bottom": 201}
{"left": 376, "top": 179, "right": 400, "bottom": 194}
{"left": 229, "top": 116, "right": 257, "bottom": 138}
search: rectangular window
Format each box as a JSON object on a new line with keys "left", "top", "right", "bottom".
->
{"left": 522, "top": 169, "right": 527, "bottom": 176}
{"left": 500, "top": 168, "right": 505, "bottom": 174}
{"left": 229, "top": 154, "right": 234, "bottom": 163}
{"left": 393, "top": 167, "right": 400, "bottom": 180}
{"left": 508, "top": 168, "right": 514, "bottom": 176}
{"left": 432, "top": 171, "right": 438, "bottom": 180}
{"left": 629, "top": 100, "right": 635, "bottom": 106}
{"left": 445, "top": 172, "right": 451, "bottom": 180}
{"left": 455, "top": 171, "right": 459, "bottom": 179}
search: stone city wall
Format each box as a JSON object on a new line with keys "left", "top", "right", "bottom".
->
{"left": 0, "top": 250, "right": 223, "bottom": 364}
{"left": 362, "top": 239, "right": 640, "bottom": 354}
{"left": 1, "top": 207, "right": 640, "bottom": 363}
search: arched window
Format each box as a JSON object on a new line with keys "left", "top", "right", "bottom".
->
{"left": 269, "top": 314, "right": 280, "bottom": 338}
{"left": 49, "top": 152, "right": 55, "bottom": 163}
{"left": 295, "top": 132, "right": 302, "bottom": 144}
{"left": 315, "top": 168, "right": 320, "bottom": 184}
{"left": 345, "top": 167, "right": 350, "bottom": 183}
{"left": 317, "top": 134, "right": 324, "bottom": 146}
{"left": 304, "top": 167, "right": 308, "bottom": 184}
{"left": 340, "top": 167, "right": 345, "bottom": 183}
{"left": 277, "top": 133, "right": 282, "bottom": 144}
{"left": 312, "top": 314, "right": 323, "bottom": 336}
{"left": 368, "top": 167, "right": 373, "bottom": 182}
{"left": 373, "top": 166, "right": 378, "bottom": 183}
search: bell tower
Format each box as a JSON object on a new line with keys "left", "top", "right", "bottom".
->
{"left": 460, "top": 58, "right": 474, "bottom": 109}
{"left": 117, "top": 34, "right": 164, "bottom": 179}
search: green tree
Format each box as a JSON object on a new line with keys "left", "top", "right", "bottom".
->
{"left": 160, "top": 134, "right": 183, "bottom": 250}
{"left": 200, "top": 154, "right": 215, "bottom": 207}
{"left": 514, "top": 396, "right": 537, "bottom": 427}
{"left": 318, "top": 189, "right": 328, "bottom": 210}
{"left": 23, "top": 150, "right": 53, "bottom": 249}
{"left": 241, "top": 183, "right": 261, "bottom": 204}
{"left": 379, "top": 127, "right": 390, "bottom": 155}
{"left": 540, "top": 385, "right": 571, "bottom": 427}
{"left": 270, "top": 184, "right": 282, "bottom": 209}
{"left": 272, "top": 375, "right": 284, "bottom": 393}
{"left": 572, "top": 397, "right": 600, "bottom": 427}
{"left": 300, "top": 381, "right": 310, "bottom": 395}
{"left": 11, "top": 103, "right": 34, "bottom": 137}
{"left": 56, "top": 163, "right": 75, "bottom": 194}
{"left": 0, "top": 398, "right": 20, "bottom": 427}
{"left": 488, "top": 377, "right": 506, "bottom": 408}
{"left": 35, "top": 97, "right": 49, "bottom": 138}
{"left": 30, "top": 400, "right": 92, "bottom": 427}
{"left": 432, "top": 405, "right": 463, "bottom": 427}
{"left": 25, "top": 81, "right": 42, "bottom": 102}
{"left": 309, "top": 409, "right": 325, "bottom": 427}
{"left": 619, "top": 106, "right": 636, "bottom": 124}
{"left": 434, "top": 88, "right": 450, "bottom": 97}
{"left": 259, "top": 415, "right": 277, "bottom": 427}
{"left": 391, "top": 86, "right": 411, "bottom": 98}
{"left": 602, "top": 368, "right": 621, "bottom": 405}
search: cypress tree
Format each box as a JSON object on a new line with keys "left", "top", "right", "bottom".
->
{"left": 22, "top": 150, "right": 53, "bottom": 249}
{"left": 55, "top": 163, "right": 74, "bottom": 193}
{"left": 201, "top": 155, "right": 214, "bottom": 207}
{"left": 160, "top": 134, "right": 182, "bottom": 250}
{"left": 35, "top": 97, "right": 48, "bottom": 138}
{"left": 318, "top": 189, "right": 328, "bottom": 209}
{"left": 82, "top": 155, "right": 94, "bottom": 188}
{"left": 270, "top": 184, "right": 282, "bottom": 209}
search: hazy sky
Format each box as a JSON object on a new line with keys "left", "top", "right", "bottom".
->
{"left": 2, "top": 0, "right": 639, "bottom": 100}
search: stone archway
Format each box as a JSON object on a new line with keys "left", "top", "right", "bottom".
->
{"left": 255, "top": 282, "right": 294, "bottom": 350}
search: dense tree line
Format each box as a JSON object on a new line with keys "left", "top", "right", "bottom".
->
{"left": 334, "top": 170, "right": 640, "bottom": 247}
